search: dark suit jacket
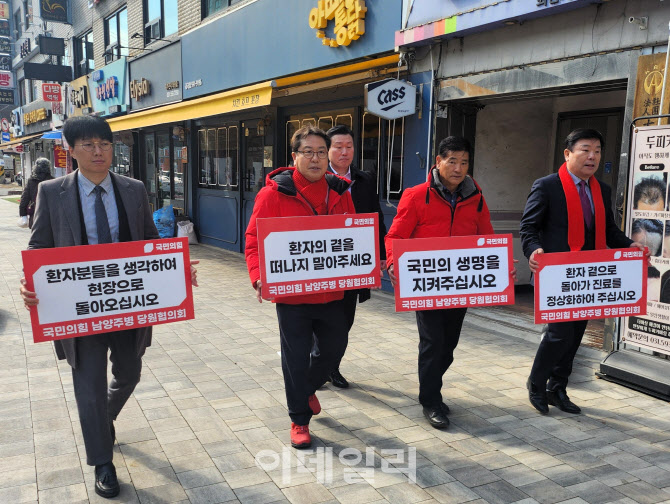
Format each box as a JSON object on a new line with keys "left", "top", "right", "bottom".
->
{"left": 29, "top": 170, "right": 160, "bottom": 368}
{"left": 520, "top": 173, "right": 632, "bottom": 259}
{"left": 348, "top": 166, "right": 387, "bottom": 302}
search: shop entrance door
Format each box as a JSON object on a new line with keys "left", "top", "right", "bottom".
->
{"left": 241, "top": 124, "right": 267, "bottom": 249}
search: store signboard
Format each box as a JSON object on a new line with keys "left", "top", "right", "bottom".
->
{"left": 365, "top": 78, "right": 416, "bottom": 120}
{"left": 129, "top": 43, "right": 181, "bottom": 111}
{"left": 0, "top": 71, "right": 11, "bottom": 88}
{"left": 67, "top": 75, "right": 92, "bottom": 117}
{"left": 89, "top": 57, "right": 128, "bottom": 116}
{"left": 622, "top": 124, "right": 670, "bottom": 355}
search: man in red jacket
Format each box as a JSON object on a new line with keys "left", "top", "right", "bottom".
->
{"left": 245, "top": 125, "right": 356, "bottom": 449}
{"left": 386, "top": 136, "right": 505, "bottom": 429}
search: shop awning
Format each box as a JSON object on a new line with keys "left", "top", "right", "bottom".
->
{"left": 41, "top": 130, "right": 62, "bottom": 140}
{"left": 107, "top": 81, "right": 276, "bottom": 132}
{"left": 0, "top": 133, "right": 43, "bottom": 148}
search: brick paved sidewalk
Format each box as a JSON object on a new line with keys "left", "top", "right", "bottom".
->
{"left": 1, "top": 197, "right": 670, "bottom": 504}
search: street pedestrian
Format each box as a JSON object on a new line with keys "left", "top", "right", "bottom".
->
{"left": 19, "top": 115, "right": 199, "bottom": 499}
{"left": 245, "top": 125, "right": 356, "bottom": 449}
{"left": 311, "top": 124, "right": 387, "bottom": 389}
{"left": 385, "top": 136, "right": 516, "bottom": 429}
{"left": 520, "top": 128, "right": 645, "bottom": 415}
{"left": 19, "top": 157, "right": 53, "bottom": 228}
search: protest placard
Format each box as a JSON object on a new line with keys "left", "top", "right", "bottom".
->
{"left": 22, "top": 238, "right": 194, "bottom": 343}
{"left": 534, "top": 248, "right": 646, "bottom": 324}
{"left": 257, "top": 213, "right": 380, "bottom": 299}
{"left": 392, "top": 234, "right": 515, "bottom": 312}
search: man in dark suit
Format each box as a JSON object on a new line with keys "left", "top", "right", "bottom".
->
{"left": 20, "top": 116, "right": 198, "bottom": 498}
{"left": 322, "top": 124, "right": 388, "bottom": 388}
{"left": 520, "top": 128, "right": 644, "bottom": 415}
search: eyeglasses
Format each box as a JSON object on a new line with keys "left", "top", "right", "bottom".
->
{"left": 297, "top": 150, "right": 328, "bottom": 159}
{"left": 77, "top": 141, "right": 114, "bottom": 152}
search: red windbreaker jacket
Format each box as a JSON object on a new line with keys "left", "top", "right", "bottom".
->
{"left": 385, "top": 168, "right": 494, "bottom": 266}
{"left": 245, "top": 167, "right": 356, "bottom": 305}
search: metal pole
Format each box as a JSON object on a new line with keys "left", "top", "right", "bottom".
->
{"left": 426, "top": 45, "right": 435, "bottom": 180}
{"left": 658, "top": 21, "right": 670, "bottom": 126}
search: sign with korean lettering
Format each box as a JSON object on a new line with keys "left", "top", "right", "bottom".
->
{"left": 622, "top": 124, "right": 670, "bottom": 355}
{"left": 0, "top": 3, "right": 9, "bottom": 19}
{"left": 393, "top": 234, "right": 514, "bottom": 312}
{"left": 257, "top": 213, "right": 380, "bottom": 299}
{"left": 53, "top": 144, "right": 67, "bottom": 168}
{"left": 0, "top": 70, "right": 11, "bottom": 88}
{"left": 0, "top": 54, "right": 11, "bottom": 71}
{"left": 21, "top": 238, "right": 195, "bottom": 343}
{"left": 42, "top": 83, "right": 62, "bottom": 102}
{"left": 0, "top": 20, "right": 8, "bottom": 37}
{"left": 0, "top": 88, "right": 12, "bottom": 104}
{"left": 309, "top": 0, "right": 367, "bottom": 48}
{"left": 535, "top": 248, "right": 646, "bottom": 324}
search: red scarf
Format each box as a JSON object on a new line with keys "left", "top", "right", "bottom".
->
{"left": 558, "top": 163, "right": 606, "bottom": 251}
{"left": 293, "top": 169, "right": 328, "bottom": 215}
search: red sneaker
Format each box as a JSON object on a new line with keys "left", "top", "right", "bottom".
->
{"left": 308, "top": 394, "right": 321, "bottom": 415}
{"left": 290, "top": 423, "right": 311, "bottom": 449}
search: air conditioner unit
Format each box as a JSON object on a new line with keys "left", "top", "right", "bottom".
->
{"left": 145, "top": 20, "right": 161, "bottom": 42}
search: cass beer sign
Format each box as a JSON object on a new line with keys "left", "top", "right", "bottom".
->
{"left": 364, "top": 78, "right": 416, "bottom": 121}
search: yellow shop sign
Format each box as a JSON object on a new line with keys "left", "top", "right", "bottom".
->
{"left": 309, "top": 0, "right": 367, "bottom": 48}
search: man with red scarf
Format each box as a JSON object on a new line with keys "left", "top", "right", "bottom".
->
{"left": 520, "top": 129, "right": 645, "bottom": 415}
{"left": 245, "top": 125, "right": 355, "bottom": 449}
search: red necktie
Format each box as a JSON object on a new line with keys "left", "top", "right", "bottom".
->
{"left": 579, "top": 180, "right": 593, "bottom": 229}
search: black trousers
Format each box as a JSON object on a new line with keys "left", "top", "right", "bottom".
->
{"left": 72, "top": 331, "right": 142, "bottom": 466}
{"left": 276, "top": 300, "right": 349, "bottom": 425}
{"left": 415, "top": 307, "right": 467, "bottom": 407}
{"left": 529, "top": 320, "right": 588, "bottom": 391}
{"left": 311, "top": 290, "right": 358, "bottom": 368}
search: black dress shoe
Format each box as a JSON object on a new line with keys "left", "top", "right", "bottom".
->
{"left": 423, "top": 405, "right": 450, "bottom": 429}
{"left": 328, "top": 369, "right": 349, "bottom": 389}
{"left": 526, "top": 379, "right": 549, "bottom": 415}
{"left": 440, "top": 402, "right": 450, "bottom": 415}
{"left": 95, "top": 461, "right": 120, "bottom": 498}
{"left": 547, "top": 388, "right": 581, "bottom": 414}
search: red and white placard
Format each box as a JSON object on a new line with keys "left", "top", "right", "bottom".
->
{"left": 257, "top": 213, "right": 380, "bottom": 299}
{"left": 22, "top": 238, "right": 194, "bottom": 343}
{"left": 392, "top": 234, "right": 515, "bottom": 312}
{"left": 535, "top": 248, "right": 646, "bottom": 324}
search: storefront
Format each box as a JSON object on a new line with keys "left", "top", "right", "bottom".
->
{"left": 89, "top": 57, "right": 133, "bottom": 179}
{"left": 180, "top": 0, "right": 405, "bottom": 254}
{"left": 395, "top": 0, "right": 666, "bottom": 285}
{"left": 20, "top": 102, "right": 55, "bottom": 176}
{"left": 396, "top": 0, "right": 670, "bottom": 396}
{"left": 126, "top": 42, "right": 186, "bottom": 214}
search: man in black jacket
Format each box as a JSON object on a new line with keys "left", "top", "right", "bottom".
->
{"left": 321, "top": 124, "right": 388, "bottom": 388}
{"left": 520, "top": 128, "right": 644, "bottom": 415}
